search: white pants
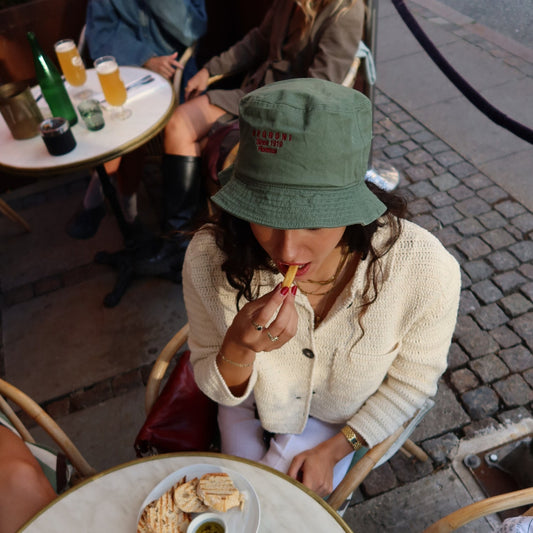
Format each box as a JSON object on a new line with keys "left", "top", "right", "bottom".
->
{"left": 218, "top": 394, "right": 355, "bottom": 490}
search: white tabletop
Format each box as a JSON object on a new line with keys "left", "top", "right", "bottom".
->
{"left": 0, "top": 66, "right": 175, "bottom": 176}
{"left": 20, "top": 453, "right": 353, "bottom": 533}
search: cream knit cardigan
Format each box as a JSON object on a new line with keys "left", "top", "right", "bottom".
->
{"left": 182, "top": 219, "right": 461, "bottom": 448}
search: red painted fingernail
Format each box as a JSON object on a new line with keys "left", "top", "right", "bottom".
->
{"left": 291, "top": 285, "right": 297, "bottom": 295}
{"left": 280, "top": 286, "right": 289, "bottom": 295}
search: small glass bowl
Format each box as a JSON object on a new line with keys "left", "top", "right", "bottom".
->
{"left": 186, "top": 512, "right": 227, "bottom": 533}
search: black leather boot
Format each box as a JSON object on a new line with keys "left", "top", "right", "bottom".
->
{"left": 135, "top": 155, "right": 202, "bottom": 281}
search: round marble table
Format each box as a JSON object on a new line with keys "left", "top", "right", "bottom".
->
{"left": 0, "top": 66, "right": 175, "bottom": 176}
{"left": 20, "top": 452, "right": 353, "bottom": 532}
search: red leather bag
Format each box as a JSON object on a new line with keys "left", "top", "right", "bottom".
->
{"left": 134, "top": 351, "right": 219, "bottom": 456}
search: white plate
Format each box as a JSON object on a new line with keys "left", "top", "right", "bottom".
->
{"left": 137, "top": 464, "right": 260, "bottom": 533}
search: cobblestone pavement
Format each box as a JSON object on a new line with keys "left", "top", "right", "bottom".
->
{"left": 352, "top": 88, "right": 533, "bottom": 501}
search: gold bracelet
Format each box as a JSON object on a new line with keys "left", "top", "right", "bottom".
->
{"left": 341, "top": 425, "right": 363, "bottom": 452}
{"left": 219, "top": 352, "right": 254, "bottom": 368}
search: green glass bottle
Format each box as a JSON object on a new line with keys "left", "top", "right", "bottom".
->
{"left": 27, "top": 31, "right": 78, "bottom": 126}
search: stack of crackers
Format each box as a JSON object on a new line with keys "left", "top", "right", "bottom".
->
{"left": 138, "top": 472, "right": 245, "bottom": 533}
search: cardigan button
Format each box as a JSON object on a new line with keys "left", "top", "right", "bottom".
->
{"left": 302, "top": 348, "right": 314, "bottom": 359}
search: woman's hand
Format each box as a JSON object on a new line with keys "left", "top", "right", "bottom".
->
{"left": 217, "top": 284, "right": 298, "bottom": 394}
{"left": 144, "top": 53, "right": 183, "bottom": 80}
{"left": 287, "top": 433, "right": 353, "bottom": 497}
{"left": 225, "top": 284, "right": 298, "bottom": 355}
{"left": 184, "top": 68, "right": 210, "bottom": 100}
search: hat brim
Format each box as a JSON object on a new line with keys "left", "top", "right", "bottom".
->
{"left": 212, "top": 165, "right": 387, "bottom": 229}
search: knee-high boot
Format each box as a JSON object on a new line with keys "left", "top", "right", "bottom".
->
{"left": 137, "top": 155, "right": 202, "bottom": 281}
{"left": 161, "top": 154, "right": 202, "bottom": 234}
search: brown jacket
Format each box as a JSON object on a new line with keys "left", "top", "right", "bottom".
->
{"left": 205, "top": 0, "right": 365, "bottom": 114}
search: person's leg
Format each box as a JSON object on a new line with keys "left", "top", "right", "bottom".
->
{"left": 139, "top": 96, "right": 227, "bottom": 278}
{"left": 0, "top": 428, "right": 56, "bottom": 533}
{"left": 259, "top": 418, "right": 355, "bottom": 490}
{"left": 218, "top": 394, "right": 267, "bottom": 462}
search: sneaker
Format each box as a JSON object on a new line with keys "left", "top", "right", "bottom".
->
{"left": 65, "top": 204, "right": 106, "bottom": 239}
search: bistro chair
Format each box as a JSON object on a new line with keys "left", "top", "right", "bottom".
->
{"left": 142, "top": 324, "right": 432, "bottom": 513}
{"left": 0, "top": 378, "right": 97, "bottom": 485}
{"left": 422, "top": 487, "right": 533, "bottom": 532}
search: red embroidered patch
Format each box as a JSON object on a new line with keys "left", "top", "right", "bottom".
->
{"left": 252, "top": 129, "right": 293, "bottom": 154}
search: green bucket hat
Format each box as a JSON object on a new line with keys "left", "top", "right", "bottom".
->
{"left": 211, "top": 78, "right": 386, "bottom": 229}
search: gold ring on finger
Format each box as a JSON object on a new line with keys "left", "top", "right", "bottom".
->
{"left": 252, "top": 321, "right": 263, "bottom": 331}
{"left": 267, "top": 331, "right": 279, "bottom": 342}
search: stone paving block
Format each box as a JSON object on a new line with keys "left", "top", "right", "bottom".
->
{"left": 509, "top": 313, "right": 533, "bottom": 351}
{"left": 453, "top": 217, "right": 484, "bottom": 236}
{"left": 412, "top": 130, "right": 436, "bottom": 144}
{"left": 384, "top": 144, "right": 407, "bottom": 159}
{"left": 448, "top": 161, "right": 477, "bottom": 178}
{"left": 361, "top": 462, "right": 398, "bottom": 497}
{"left": 346, "top": 469, "right": 483, "bottom": 533}
{"left": 495, "top": 200, "right": 526, "bottom": 218}
{"left": 384, "top": 128, "right": 410, "bottom": 143}
{"left": 447, "top": 342, "right": 469, "bottom": 369}
{"left": 499, "top": 345, "right": 533, "bottom": 373}
{"left": 70, "top": 381, "right": 113, "bottom": 412}
{"left": 462, "top": 417, "right": 499, "bottom": 439}
{"left": 461, "top": 260, "right": 493, "bottom": 283}
{"left": 3, "top": 276, "right": 187, "bottom": 404}
{"left": 493, "top": 271, "right": 528, "bottom": 293}
{"left": 456, "top": 237, "right": 491, "bottom": 260}
{"left": 112, "top": 369, "right": 144, "bottom": 396}
{"left": 524, "top": 369, "right": 533, "bottom": 389}
{"left": 400, "top": 120, "right": 425, "bottom": 134}
{"left": 390, "top": 452, "right": 434, "bottom": 484}
{"left": 460, "top": 270, "right": 472, "bottom": 290}
{"left": 478, "top": 211, "right": 508, "bottom": 230}
{"left": 520, "top": 265, "right": 533, "bottom": 280}
{"left": 497, "top": 407, "right": 532, "bottom": 425}
{"left": 499, "top": 293, "right": 533, "bottom": 317}
{"left": 411, "top": 383, "right": 470, "bottom": 442}
{"left": 469, "top": 355, "right": 509, "bottom": 384}
{"left": 463, "top": 174, "right": 492, "bottom": 190}
{"left": 434, "top": 226, "right": 463, "bottom": 246}
{"left": 434, "top": 205, "right": 463, "bottom": 225}
{"left": 455, "top": 197, "right": 491, "bottom": 217}
{"left": 461, "top": 386, "right": 500, "bottom": 420}
{"left": 493, "top": 375, "right": 533, "bottom": 407}
{"left": 521, "top": 282, "right": 533, "bottom": 303}
{"left": 486, "top": 251, "right": 519, "bottom": 272}
{"left": 427, "top": 160, "right": 446, "bottom": 176}
{"left": 411, "top": 214, "right": 440, "bottom": 232}
{"left": 435, "top": 150, "right": 463, "bottom": 167}
{"left": 471, "top": 280, "right": 503, "bottom": 305}
{"left": 407, "top": 198, "right": 432, "bottom": 216}
{"left": 423, "top": 139, "right": 449, "bottom": 154}
{"left": 509, "top": 241, "right": 533, "bottom": 262}
{"left": 430, "top": 173, "right": 459, "bottom": 191}
{"left": 512, "top": 212, "right": 533, "bottom": 233}
{"left": 409, "top": 181, "right": 439, "bottom": 198}
{"left": 448, "top": 185, "right": 475, "bottom": 201}
{"left": 481, "top": 228, "right": 516, "bottom": 250}
{"left": 458, "top": 290, "right": 479, "bottom": 315}
{"left": 490, "top": 326, "right": 521, "bottom": 349}
{"left": 472, "top": 303, "right": 509, "bottom": 330}
{"left": 405, "top": 149, "right": 433, "bottom": 165}
{"left": 422, "top": 433, "right": 459, "bottom": 465}
{"left": 450, "top": 368, "right": 479, "bottom": 393}
{"left": 428, "top": 191, "right": 454, "bottom": 207}
{"left": 476, "top": 186, "right": 508, "bottom": 204}
{"left": 453, "top": 315, "right": 478, "bottom": 339}
{"left": 406, "top": 164, "right": 437, "bottom": 182}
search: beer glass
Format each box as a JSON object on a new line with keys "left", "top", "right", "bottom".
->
{"left": 94, "top": 56, "right": 131, "bottom": 120}
{"left": 54, "top": 39, "right": 91, "bottom": 99}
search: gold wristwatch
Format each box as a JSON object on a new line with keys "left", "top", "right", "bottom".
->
{"left": 341, "top": 425, "right": 363, "bottom": 452}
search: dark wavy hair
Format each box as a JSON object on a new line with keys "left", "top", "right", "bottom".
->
{"left": 201, "top": 183, "right": 407, "bottom": 320}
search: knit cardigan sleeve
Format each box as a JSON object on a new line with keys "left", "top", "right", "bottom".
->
{"left": 182, "top": 229, "right": 258, "bottom": 405}
{"left": 346, "top": 224, "right": 461, "bottom": 447}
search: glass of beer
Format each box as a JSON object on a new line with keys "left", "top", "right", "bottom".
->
{"left": 54, "top": 39, "right": 91, "bottom": 99}
{"left": 94, "top": 56, "right": 131, "bottom": 120}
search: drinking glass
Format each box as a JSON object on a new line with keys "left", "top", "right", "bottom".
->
{"left": 54, "top": 39, "right": 92, "bottom": 99}
{"left": 94, "top": 56, "right": 131, "bottom": 120}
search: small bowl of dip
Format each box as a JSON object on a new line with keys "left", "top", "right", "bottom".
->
{"left": 187, "top": 512, "right": 226, "bottom": 533}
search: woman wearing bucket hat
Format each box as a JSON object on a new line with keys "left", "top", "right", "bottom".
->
{"left": 183, "top": 79, "right": 461, "bottom": 497}
{"left": 142, "top": 0, "right": 365, "bottom": 278}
